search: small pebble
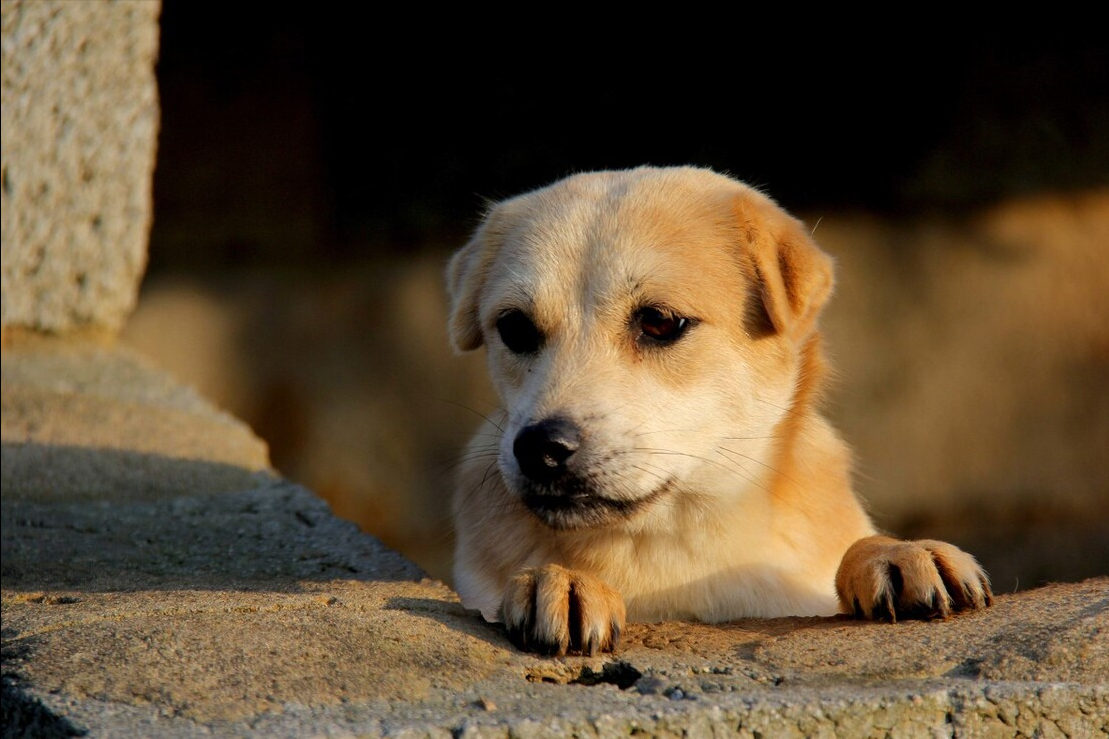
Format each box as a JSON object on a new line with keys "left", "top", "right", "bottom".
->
{"left": 44, "top": 595, "right": 80, "bottom": 605}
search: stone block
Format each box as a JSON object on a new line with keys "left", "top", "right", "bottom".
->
{"left": 1, "top": 0, "right": 160, "bottom": 335}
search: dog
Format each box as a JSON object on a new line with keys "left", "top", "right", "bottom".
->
{"left": 446, "top": 166, "right": 992, "bottom": 656}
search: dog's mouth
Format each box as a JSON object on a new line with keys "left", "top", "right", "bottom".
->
{"left": 521, "top": 481, "right": 670, "bottom": 530}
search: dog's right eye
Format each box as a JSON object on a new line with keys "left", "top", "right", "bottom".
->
{"left": 496, "top": 310, "right": 543, "bottom": 354}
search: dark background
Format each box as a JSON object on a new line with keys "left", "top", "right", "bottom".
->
{"left": 134, "top": 5, "right": 1109, "bottom": 586}
{"left": 149, "top": 10, "right": 1108, "bottom": 272}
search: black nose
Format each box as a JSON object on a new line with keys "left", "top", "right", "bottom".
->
{"left": 513, "top": 418, "right": 581, "bottom": 483}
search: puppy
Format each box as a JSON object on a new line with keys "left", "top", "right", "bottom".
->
{"left": 447, "top": 166, "right": 992, "bottom": 656}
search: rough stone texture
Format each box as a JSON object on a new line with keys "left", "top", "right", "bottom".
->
{"left": 2, "top": 339, "right": 1107, "bottom": 738}
{"left": 1, "top": 0, "right": 160, "bottom": 335}
{"left": 1, "top": 337, "right": 270, "bottom": 503}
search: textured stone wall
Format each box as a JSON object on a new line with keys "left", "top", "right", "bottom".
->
{"left": 1, "top": 0, "right": 160, "bottom": 335}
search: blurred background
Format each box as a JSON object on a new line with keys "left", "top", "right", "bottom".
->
{"left": 122, "top": 6, "right": 1109, "bottom": 592}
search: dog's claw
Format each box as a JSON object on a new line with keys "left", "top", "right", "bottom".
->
{"left": 501, "top": 564, "right": 625, "bottom": 656}
{"left": 836, "top": 536, "right": 992, "bottom": 622}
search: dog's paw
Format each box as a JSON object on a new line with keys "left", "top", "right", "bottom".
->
{"left": 501, "top": 564, "right": 625, "bottom": 656}
{"left": 835, "top": 535, "right": 993, "bottom": 622}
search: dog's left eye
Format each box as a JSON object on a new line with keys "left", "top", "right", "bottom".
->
{"left": 636, "top": 307, "right": 690, "bottom": 344}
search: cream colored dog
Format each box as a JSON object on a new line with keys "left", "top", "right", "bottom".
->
{"left": 447, "top": 166, "right": 992, "bottom": 656}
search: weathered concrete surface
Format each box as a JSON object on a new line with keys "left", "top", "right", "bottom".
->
{"left": 2, "top": 337, "right": 269, "bottom": 503}
{"left": 1, "top": 0, "right": 161, "bottom": 335}
{"left": 2, "top": 340, "right": 1107, "bottom": 738}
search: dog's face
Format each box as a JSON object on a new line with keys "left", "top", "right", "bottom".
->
{"left": 448, "top": 167, "right": 833, "bottom": 532}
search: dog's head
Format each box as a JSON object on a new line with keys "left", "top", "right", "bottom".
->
{"left": 448, "top": 167, "right": 833, "bottom": 531}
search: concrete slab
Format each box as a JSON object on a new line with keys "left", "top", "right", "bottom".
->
{"left": 2, "top": 340, "right": 1106, "bottom": 738}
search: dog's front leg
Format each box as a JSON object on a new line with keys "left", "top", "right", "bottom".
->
{"left": 835, "top": 535, "right": 993, "bottom": 621}
{"left": 502, "top": 564, "right": 625, "bottom": 656}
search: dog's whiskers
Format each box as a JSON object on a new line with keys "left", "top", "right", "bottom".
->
{"left": 715, "top": 445, "right": 801, "bottom": 489}
{"left": 753, "top": 397, "right": 793, "bottom": 414}
{"left": 630, "top": 446, "right": 748, "bottom": 478}
{"left": 437, "top": 399, "right": 509, "bottom": 433}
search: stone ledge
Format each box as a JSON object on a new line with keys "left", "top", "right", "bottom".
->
{"left": 1, "top": 340, "right": 1106, "bottom": 738}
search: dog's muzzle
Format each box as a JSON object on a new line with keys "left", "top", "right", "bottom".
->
{"left": 511, "top": 417, "right": 655, "bottom": 530}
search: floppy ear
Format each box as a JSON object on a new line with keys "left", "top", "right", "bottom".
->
{"left": 446, "top": 204, "right": 509, "bottom": 352}
{"left": 736, "top": 194, "right": 834, "bottom": 341}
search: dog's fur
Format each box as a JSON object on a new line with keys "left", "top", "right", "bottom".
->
{"left": 447, "top": 166, "right": 992, "bottom": 656}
